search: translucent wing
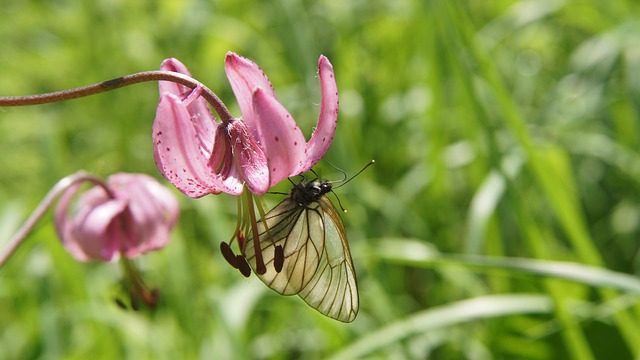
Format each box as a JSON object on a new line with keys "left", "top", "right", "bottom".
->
{"left": 297, "top": 196, "right": 358, "bottom": 322}
{"left": 243, "top": 195, "right": 359, "bottom": 322}
{"left": 244, "top": 198, "right": 321, "bottom": 295}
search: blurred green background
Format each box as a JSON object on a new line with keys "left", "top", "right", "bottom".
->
{"left": 2, "top": 0, "right": 640, "bottom": 359}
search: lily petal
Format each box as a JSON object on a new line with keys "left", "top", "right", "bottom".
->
{"left": 227, "top": 120, "right": 270, "bottom": 194}
{"left": 109, "top": 174, "right": 180, "bottom": 257}
{"left": 160, "top": 58, "right": 217, "bottom": 158}
{"left": 252, "top": 88, "right": 307, "bottom": 186}
{"left": 159, "top": 58, "right": 194, "bottom": 96}
{"left": 298, "top": 55, "right": 339, "bottom": 174}
{"left": 225, "top": 52, "right": 277, "bottom": 134}
{"left": 208, "top": 124, "right": 245, "bottom": 195}
{"left": 72, "top": 199, "right": 127, "bottom": 261}
{"left": 137, "top": 174, "right": 180, "bottom": 229}
{"left": 153, "top": 93, "right": 226, "bottom": 197}
{"left": 55, "top": 182, "right": 121, "bottom": 261}
{"left": 54, "top": 181, "right": 89, "bottom": 261}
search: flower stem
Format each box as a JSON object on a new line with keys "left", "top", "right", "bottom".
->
{"left": 0, "top": 171, "right": 107, "bottom": 267}
{"left": 0, "top": 70, "right": 235, "bottom": 124}
{"left": 120, "top": 257, "right": 159, "bottom": 309}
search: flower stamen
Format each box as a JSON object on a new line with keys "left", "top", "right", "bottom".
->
{"left": 244, "top": 191, "right": 266, "bottom": 275}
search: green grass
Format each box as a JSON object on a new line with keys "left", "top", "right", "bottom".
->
{"left": 2, "top": 0, "right": 640, "bottom": 358}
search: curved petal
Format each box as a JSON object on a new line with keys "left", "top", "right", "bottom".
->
{"left": 108, "top": 173, "right": 180, "bottom": 257}
{"left": 133, "top": 174, "right": 180, "bottom": 227}
{"left": 54, "top": 181, "right": 84, "bottom": 258}
{"left": 53, "top": 183, "right": 80, "bottom": 244}
{"left": 298, "top": 55, "right": 339, "bottom": 174}
{"left": 207, "top": 127, "right": 244, "bottom": 195}
{"left": 71, "top": 199, "right": 127, "bottom": 262}
{"left": 228, "top": 120, "right": 270, "bottom": 195}
{"left": 225, "top": 52, "right": 277, "bottom": 133}
{"left": 54, "top": 184, "right": 120, "bottom": 262}
{"left": 153, "top": 93, "right": 226, "bottom": 197}
{"left": 252, "top": 88, "right": 306, "bottom": 186}
{"left": 159, "top": 58, "right": 194, "bottom": 96}
{"left": 160, "top": 59, "right": 217, "bottom": 157}
{"left": 135, "top": 180, "right": 180, "bottom": 256}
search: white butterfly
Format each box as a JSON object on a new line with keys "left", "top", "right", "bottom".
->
{"left": 242, "top": 179, "right": 359, "bottom": 323}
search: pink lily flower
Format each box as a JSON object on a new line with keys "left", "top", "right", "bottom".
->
{"left": 54, "top": 173, "right": 179, "bottom": 262}
{"left": 152, "top": 52, "right": 339, "bottom": 197}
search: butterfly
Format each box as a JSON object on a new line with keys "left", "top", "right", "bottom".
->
{"left": 241, "top": 178, "right": 359, "bottom": 323}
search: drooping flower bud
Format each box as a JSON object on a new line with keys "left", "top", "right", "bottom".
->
{"left": 54, "top": 173, "right": 179, "bottom": 262}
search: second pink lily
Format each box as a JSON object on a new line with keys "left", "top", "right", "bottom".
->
{"left": 153, "top": 52, "right": 339, "bottom": 197}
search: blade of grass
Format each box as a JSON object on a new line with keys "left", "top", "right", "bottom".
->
{"left": 440, "top": 0, "right": 640, "bottom": 354}
{"left": 328, "top": 294, "right": 553, "bottom": 360}
{"left": 375, "top": 238, "right": 640, "bottom": 296}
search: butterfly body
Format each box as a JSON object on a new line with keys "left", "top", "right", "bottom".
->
{"left": 242, "top": 179, "right": 359, "bottom": 323}
{"left": 289, "top": 179, "right": 332, "bottom": 205}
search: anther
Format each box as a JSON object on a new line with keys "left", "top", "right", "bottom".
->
{"left": 220, "top": 241, "right": 239, "bottom": 269}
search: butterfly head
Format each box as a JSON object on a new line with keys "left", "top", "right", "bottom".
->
{"left": 290, "top": 179, "right": 333, "bottom": 206}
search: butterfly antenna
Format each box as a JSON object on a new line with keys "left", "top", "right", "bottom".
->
{"left": 334, "top": 159, "right": 375, "bottom": 189}
{"left": 331, "top": 189, "right": 348, "bottom": 212}
{"left": 325, "top": 159, "right": 348, "bottom": 182}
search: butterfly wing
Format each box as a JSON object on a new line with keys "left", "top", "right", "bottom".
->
{"left": 243, "top": 197, "right": 324, "bottom": 295}
{"left": 243, "top": 196, "right": 359, "bottom": 322}
{"left": 296, "top": 196, "right": 359, "bottom": 322}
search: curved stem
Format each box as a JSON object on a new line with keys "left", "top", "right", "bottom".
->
{"left": 0, "top": 171, "right": 107, "bottom": 267}
{"left": 0, "top": 71, "right": 235, "bottom": 124}
{"left": 120, "top": 257, "right": 159, "bottom": 309}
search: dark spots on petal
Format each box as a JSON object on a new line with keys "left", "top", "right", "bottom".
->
{"left": 166, "top": 147, "right": 170, "bottom": 151}
{"left": 272, "top": 167, "right": 276, "bottom": 172}
{"left": 275, "top": 136, "right": 279, "bottom": 142}
{"left": 294, "top": 141, "right": 297, "bottom": 146}
{"left": 156, "top": 131, "right": 163, "bottom": 136}
{"left": 322, "top": 137, "right": 326, "bottom": 142}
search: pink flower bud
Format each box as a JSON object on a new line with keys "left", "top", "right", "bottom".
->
{"left": 54, "top": 173, "right": 179, "bottom": 262}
